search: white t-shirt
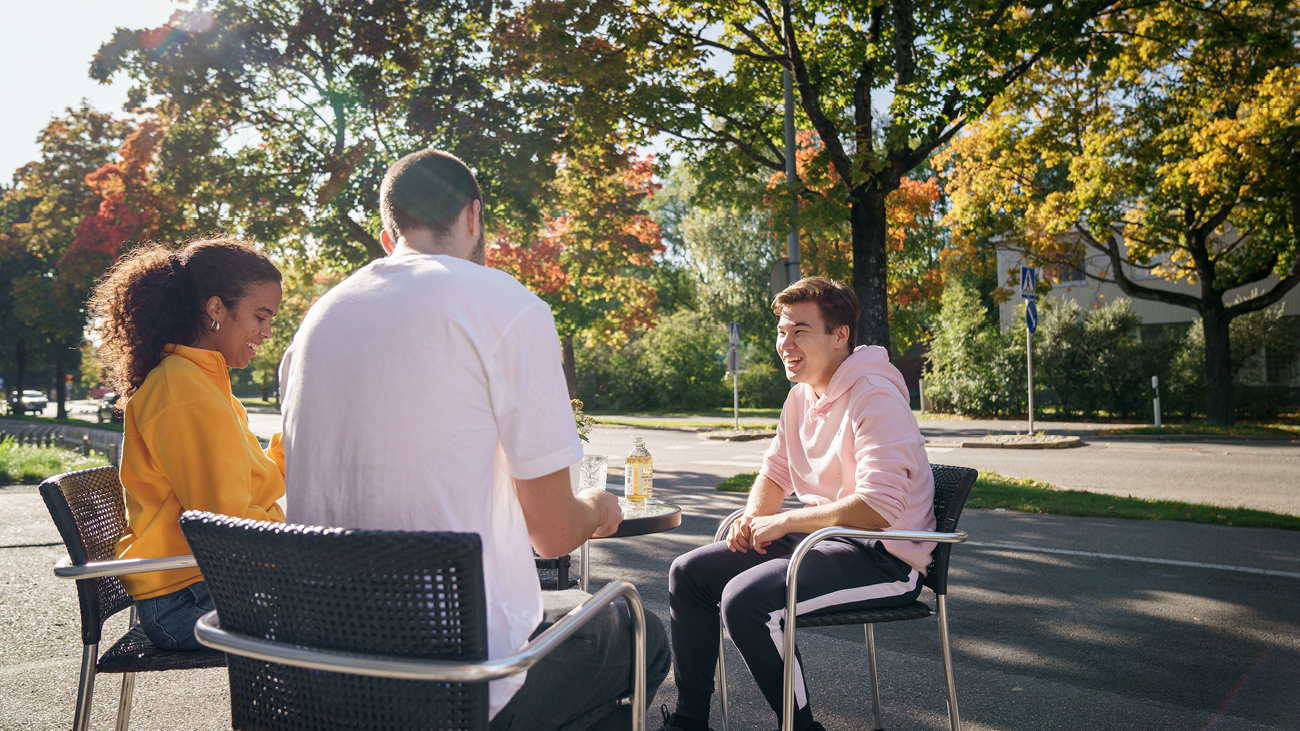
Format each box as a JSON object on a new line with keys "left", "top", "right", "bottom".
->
{"left": 278, "top": 253, "right": 583, "bottom": 718}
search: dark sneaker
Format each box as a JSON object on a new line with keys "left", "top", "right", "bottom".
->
{"left": 656, "top": 705, "right": 715, "bottom": 731}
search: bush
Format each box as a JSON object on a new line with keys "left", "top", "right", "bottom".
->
{"left": 925, "top": 291, "right": 1294, "bottom": 421}
{"left": 725, "top": 359, "right": 792, "bottom": 408}
{"left": 924, "top": 284, "right": 1023, "bottom": 416}
{"left": 575, "top": 310, "right": 732, "bottom": 411}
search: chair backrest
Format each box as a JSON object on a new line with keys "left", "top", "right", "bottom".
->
{"left": 922, "top": 464, "right": 979, "bottom": 595}
{"left": 179, "top": 511, "right": 492, "bottom": 731}
{"left": 39, "top": 465, "right": 134, "bottom": 645}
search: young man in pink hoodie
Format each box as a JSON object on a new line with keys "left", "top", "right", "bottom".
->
{"left": 658, "top": 277, "right": 936, "bottom": 731}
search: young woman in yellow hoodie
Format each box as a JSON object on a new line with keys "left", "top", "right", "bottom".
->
{"left": 89, "top": 238, "right": 286, "bottom": 651}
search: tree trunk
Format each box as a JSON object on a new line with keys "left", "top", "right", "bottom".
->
{"left": 1202, "top": 306, "right": 1233, "bottom": 425}
{"left": 55, "top": 357, "right": 67, "bottom": 419}
{"left": 561, "top": 333, "right": 578, "bottom": 400}
{"left": 850, "top": 189, "right": 891, "bottom": 352}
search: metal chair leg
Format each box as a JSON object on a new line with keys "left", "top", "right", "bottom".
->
{"left": 580, "top": 540, "right": 590, "bottom": 592}
{"left": 937, "top": 595, "right": 961, "bottom": 731}
{"left": 717, "top": 628, "right": 730, "bottom": 731}
{"left": 114, "top": 606, "right": 140, "bottom": 731}
{"left": 73, "top": 642, "right": 98, "bottom": 731}
{"left": 115, "top": 672, "right": 136, "bottom": 731}
{"left": 865, "top": 623, "right": 883, "bottom": 730}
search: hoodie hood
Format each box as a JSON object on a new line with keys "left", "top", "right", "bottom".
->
{"left": 808, "top": 345, "right": 909, "bottom": 416}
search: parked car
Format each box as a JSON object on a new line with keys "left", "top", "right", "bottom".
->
{"left": 9, "top": 390, "right": 49, "bottom": 414}
{"left": 97, "top": 392, "right": 123, "bottom": 423}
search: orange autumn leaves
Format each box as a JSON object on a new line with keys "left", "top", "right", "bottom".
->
{"left": 766, "top": 130, "right": 943, "bottom": 315}
{"left": 487, "top": 149, "right": 664, "bottom": 340}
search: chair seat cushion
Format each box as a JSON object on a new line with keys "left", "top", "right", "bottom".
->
{"left": 798, "top": 600, "right": 933, "bottom": 627}
{"left": 96, "top": 626, "right": 227, "bottom": 674}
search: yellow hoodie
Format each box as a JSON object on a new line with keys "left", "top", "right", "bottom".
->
{"left": 116, "top": 344, "right": 286, "bottom": 599}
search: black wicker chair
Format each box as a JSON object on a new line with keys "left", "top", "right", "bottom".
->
{"left": 40, "top": 465, "right": 225, "bottom": 731}
{"left": 179, "top": 511, "right": 649, "bottom": 731}
{"left": 714, "top": 463, "right": 978, "bottom": 731}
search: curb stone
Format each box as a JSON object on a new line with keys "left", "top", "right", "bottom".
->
{"left": 960, "top": 435, "right": 1083, "bottom": 449}
{"left": 698, "top": 430, "right": 773, "bottom": 442}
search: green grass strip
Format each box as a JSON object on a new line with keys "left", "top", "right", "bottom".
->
{"left": 1093, "top": 424, "right": 1300, "bottom": 439}
{"left": 715, "top": 472, "right": 758, "bottom": 492}
{"left": 0, "top": 436, "right": 109, "bottom": 484}
{"left": 713, "top": 470, "right": 1300, "bottom": 530}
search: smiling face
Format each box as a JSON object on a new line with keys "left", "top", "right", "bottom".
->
{"left": 194, "top": 280, "right": 283, "bottom": 369}
{"left": 776, "top": 301, "right": 851, "bottom": 397}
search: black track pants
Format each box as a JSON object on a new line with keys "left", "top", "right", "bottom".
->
{"left": 668, "top": 534, "right": 922, "bottom": 731}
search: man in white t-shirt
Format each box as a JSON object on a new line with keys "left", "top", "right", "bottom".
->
{"left": 279, "top": 149, "right": 669, "bottom": 730}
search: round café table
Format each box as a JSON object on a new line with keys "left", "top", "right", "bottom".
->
{"left": 576, "top": 499, "right": 681, "bottom": 590}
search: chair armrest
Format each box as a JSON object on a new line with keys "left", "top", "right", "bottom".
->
{"left": 195, "top": 579, "right": 649, "bottom": 729}
{"left": 714, "top": 510, "right": 965, "bottom": 547}
{"left": 53, "top": 553, "right": 199, "bottom": 579}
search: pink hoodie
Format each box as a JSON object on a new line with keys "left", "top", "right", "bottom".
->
{"left": 759, "top": 345, "right": 937, "bottom": 573}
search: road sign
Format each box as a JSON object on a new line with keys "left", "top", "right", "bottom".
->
{"left": 770, "top": 258, "right": 790, "bottom": 296}
{"left": 1021, "top": 266, "right": 1037, "bottom": 300}
{"left": 726, "top": 347, "right": 739, "bottom": 373}
{"left": 729, "top": 322, "right": 741, "bottom": 346}
{"left": 1026, "top": 300, "right": 1038, "bottom": 334}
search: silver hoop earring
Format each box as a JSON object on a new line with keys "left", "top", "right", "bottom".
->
{"left": 210, "top": 320, "right": 220, "bottom": 332}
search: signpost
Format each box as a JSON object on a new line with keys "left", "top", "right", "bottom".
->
{"left": 1152, "top": 375, "right": 1161, "bottom": 427}
{"left": 1021, "top": 266, "right": 1037, "bottom": 434}
{"left": 728, "top": 322, "right": 741, "bottom": 430}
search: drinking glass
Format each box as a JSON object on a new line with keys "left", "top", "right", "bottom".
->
{"left": 576, "top": 454, "right": 609, "bottom": 494}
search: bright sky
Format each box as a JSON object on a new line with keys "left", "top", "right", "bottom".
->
{"left": 0, "top": 0, "right": 186, "bottom": 181}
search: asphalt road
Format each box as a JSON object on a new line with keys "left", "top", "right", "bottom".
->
{"left": 6, "top": 415, "right": 1298, "bottom": 729}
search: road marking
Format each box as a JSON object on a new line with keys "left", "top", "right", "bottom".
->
{"left": 966, "top": 542, "right": 1300, "bottom": 580}
{"left": 925, "top": 447, "right": 954, "bottom": 453}
{"left": 693, "top": 459, "right": 765, "bottom": 467}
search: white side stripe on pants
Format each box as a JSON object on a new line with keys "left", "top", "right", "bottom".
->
{"left": 763, "top": 569, "right": 921, "bottom": 709}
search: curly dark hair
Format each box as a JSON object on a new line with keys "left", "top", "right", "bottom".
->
{"left": 89, "top": 238, "right": 282, "bottom": 400}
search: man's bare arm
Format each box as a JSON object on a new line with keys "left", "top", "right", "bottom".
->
{"left": 515, "top": 467, "right": 622, "bottom": 558}
{"left": 725, "top": 474, "right": 788, "bottom": 552}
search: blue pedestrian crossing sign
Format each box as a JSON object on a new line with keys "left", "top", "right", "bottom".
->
{"left": 729, "top": 322, "right": 741, "bottom": 346}
{"left": 1026, "top": 300, "right": 1038, "bottom": 335}
{"left": 1021, "top": 266, "right": 1037, "bottom": 300}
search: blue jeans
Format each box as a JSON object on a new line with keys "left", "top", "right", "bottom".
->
{"left": 134, "top": 582, "right": 214, "bottom": 651}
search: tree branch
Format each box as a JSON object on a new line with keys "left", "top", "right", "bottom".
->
{"left": 784, "top": 4, "right": 855, "bottom": 188}
{"left": 337, "top": 212, "right": 386, "bottom": 259}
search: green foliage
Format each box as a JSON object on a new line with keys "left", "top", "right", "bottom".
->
{"left": 726, "top": 361, "right": 792, "bottom": 410}
{"left": 0, "top": 435, "right": 108, "bottom": 484}
{"left": 639, "top": 311, "right": 731, "bottom": 410}
{"left": 1164, "top": 305, "right": 1297, "bottom": 420}
{"left": 1034, "top": 299, "right": 1145, "bottom": 417}
{"left": 924, "top": 283, "right": 1022, "bottom": 416}
{"left": 576, "top": 311, "right": 732, "bottom": 411}
{"left": 940, "top": 1, "right": 1300, "bottom": 424}
{"left": 93, "top": 1, "right": 572, "bottom": 267}
{"left": 509, "top": 0, "right": 1124, "bottom": 349}
{"left": 928, "top": 291, "right": 1294, "bottom": 420}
